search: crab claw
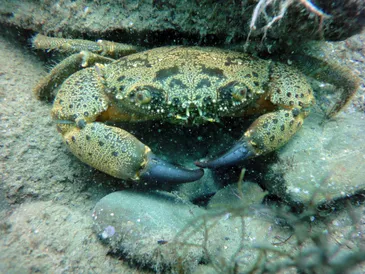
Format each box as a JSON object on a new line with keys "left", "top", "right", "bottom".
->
{"left": 139, "top": 153, "right": 204, "bottom": 184}
{"left": 195, "top": 141, "right": 254, "bottom": 169}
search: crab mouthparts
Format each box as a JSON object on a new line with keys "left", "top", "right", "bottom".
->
{"left": 173, "top": 104, "right": 217, "bottom": 125}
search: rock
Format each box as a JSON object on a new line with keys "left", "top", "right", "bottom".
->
{"left": 92, "top": 191, "right": 205, "bottom": 272}
{"left": 0, "top": 201, "right": 135, "bottom": 273}
{"left": 0, "top": 0, "right": 364, "bottom": 53}
{"left": 92, "top": 188, "right": 291, "bottom": 273}
{"left": 266, "top": 111, "right": 365, "bottom": 206}
{"left": 207, "top": 182, "right": 268, "bottom": 209}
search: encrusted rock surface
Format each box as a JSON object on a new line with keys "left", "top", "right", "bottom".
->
{"left": 0, "top": 0, "right": 364, "bottom": 52}
{"left": 266, "top": 111, "right": 365, "bottom": 206}
{"left": 92, "top": 188, "right": 292, "bottom": 273}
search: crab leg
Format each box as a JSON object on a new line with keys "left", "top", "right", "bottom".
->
{"left": 139, "top": 153, "right": 204, "bottom": 184}
{"left": 34, "top": 51, "right": 115, "bottom": 101}
{"left": 52, "top": 64, "right": 203, "bottom": 184}
{"left": 197, "top": 62, "right": 316, "bottom": 169}
{"left": 196, "top": 109, "right": 305, "bottom": 168}
{"left": 60, "top": 122, "right": 203, "bottom": 184}
{"left": 289, "top": 53, "right": 360, "bottom": 118}
{"left": 195, "top": 141, "right": 254, "bottom": 169}
{"left": 32, "top": 34, "right": 140, "bottom": 58}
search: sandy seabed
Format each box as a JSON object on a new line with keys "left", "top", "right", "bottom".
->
{"left": 0, "top": 30, "right": 149, "bottom": 273}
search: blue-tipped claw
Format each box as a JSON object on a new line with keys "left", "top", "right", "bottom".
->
{"left": 139, "top": 153, "right": 204, "bottom": 184}
{"left": 195, "top": 141, "right": 254, "bottom": 169}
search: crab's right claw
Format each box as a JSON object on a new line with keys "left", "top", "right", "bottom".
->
{"left": 195, "top": 141, "right": 254, "bottom": 169}
{"left": 140, "top": 152, "right": 204, "bottom": 184}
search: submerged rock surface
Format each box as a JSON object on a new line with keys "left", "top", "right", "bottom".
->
{"left": 266, "top": 111, "right": 365, "bottom": 206}
{"left": 92, "top": 188, "right": 290, "bottom": 273}
{"left": 92, "top": 191, "right": 205, "bottom": 272}
{"left": 1, "top": 0, "right": 364, "bottom": 52}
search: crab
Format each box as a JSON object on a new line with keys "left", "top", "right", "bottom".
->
{"left": 33, "top": 34, "right": 359, "bottom": 185}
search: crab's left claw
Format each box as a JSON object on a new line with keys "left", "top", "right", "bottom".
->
{"left": 140, "top": 153, "right": 204, "bottom": 184}
{"left": 195, "top": 141, "right": 254, "bottom": 169}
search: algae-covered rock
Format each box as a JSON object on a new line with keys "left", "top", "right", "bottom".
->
{"left": 266, "top": 111, "right": 365, "bottom": 206}
{"left": 207, "top": 182, "right": 268, "bottom": 209}
{"left": 92, "top": 191, "right": 205, "bottom": 272}
{"left": 92, "top": 187, "right": 292, "bottom": 273}
{"left": 92, "top": 189, "right": 365, "bottom": 273}
{"left": 0, "top": 0, "right": 364, "bottom": 52}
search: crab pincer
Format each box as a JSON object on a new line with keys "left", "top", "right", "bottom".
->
{"left": 140, "top": 152, "right": 204, "bottom": 184}
{"left": 195, "top": 140, "right": 254, "bottom": 169}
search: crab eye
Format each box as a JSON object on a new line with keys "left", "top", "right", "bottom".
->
{"left": 219, "top": 82, "right": 249, "bottom": 102}
{"left": 132, "top": 88, "right": 152, "bottom": 105}
{"left": 231, "top": 85, "right": 248, "bottom": 101}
